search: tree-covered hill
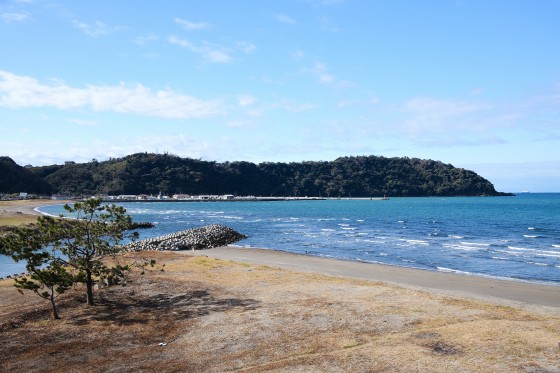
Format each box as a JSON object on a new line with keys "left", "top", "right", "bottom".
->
{"left": 0, "top": 156, "right": 53, "bottom": 194}
{"left": 21, "top": 153, "right": 509, "bottom": 197}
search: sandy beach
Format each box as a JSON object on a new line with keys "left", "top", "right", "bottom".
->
{"left": 190, "top": 246, "right": 560, "bottom": 309}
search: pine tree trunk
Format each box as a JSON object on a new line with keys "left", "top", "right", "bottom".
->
{"left": 86, "top": 270, "right": 94, "bottom": 306}
{"left": 49, "top": 290, "right": 60, "bottom": 320}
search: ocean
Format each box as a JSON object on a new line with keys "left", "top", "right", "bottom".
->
{"left": 2, "top": 194, "right": 559, "bottom": 285}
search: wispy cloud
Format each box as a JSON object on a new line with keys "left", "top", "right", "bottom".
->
{"left": 305, "top": 61, "right": 353, "bottom": 87}
{"left": 276, "top": 14, "right": 296, "bottom": 24}
{"left": 1, "top": 11, "right": 30, "bottom": 23}
{"left": 319, "top": 16, "right": 341, "bottom": 32}
{"left": 237, "top": 95, "right": 257, "bottom": 107}
{"left": 168, "top": 35, "right": 232, "bottom": 64}
{"left": 68, "top": 118, "right": 96, "bottom": 126}
{"left": 236, "top": 41, "right": 256, "bottom": 54}
{"left": 174, "top": 17, "right": 212, "bottom": 30}
{"left": 133, "top": 33, "right": 158, "bottom": 46}
{"left": 72, "top": 19, "right": 119, "bottom": 37}
{"left": 0, "top": 70, "right": 223, "bottom": 119}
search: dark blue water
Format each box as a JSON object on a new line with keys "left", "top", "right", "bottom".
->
{"left": 2, "top": 194, "right": 559, "bottom": 285}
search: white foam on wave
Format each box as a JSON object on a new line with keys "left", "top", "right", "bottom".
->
{"left": 492, "top": 256, "right": 510, "bottom": 261}
{"left": 338, "top": 223, "right": 350, "bottom": 227}
{"left": 508, "top": 246, "right": 536, "bottom": 252}
{"left": 552, "top": 244, "right": 560, "bottom": 248}
{"left": 535, "top": 252, "right": 560, "bottom": 258}
{"left": 321, "top": 228, "right": 335, "bottom": 232}
{"left": 523, "top": 235, "right": 539, "bottom": 238}
{"left": 443, "top": 244, "right": 482, "bottom": 251}
{"left": 495, "top": 250, "right": 522, "bottom": 256}
{"left": 342, "top": 227, "right": 356, "bottom": 230}
{"left": 527, "top": 261, "right": 549, "bottom": 267}
{"left": 358, "top": 239, "right": 386, "bottom": 244}
{"left": 460, "top": 242, "right": 490, "bottom": 247}
{"left": 356, "top": 219, "right": 365, "bottom": 222}
{"left": 448, "top": 235, "right": 464, "bottom": 239}
{"left": 437, "top": 267, "right": 472, "bottom": 275}
{"left": 405, "top": 239, "right": 429, "bottom": 245}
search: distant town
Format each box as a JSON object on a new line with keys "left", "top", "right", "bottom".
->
{"left": 2, "top": 192, "right": 389, "bottom": 202}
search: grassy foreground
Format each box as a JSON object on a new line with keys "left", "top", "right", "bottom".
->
{"left": 1, "top": 250, "right": 559, "bottom": 372}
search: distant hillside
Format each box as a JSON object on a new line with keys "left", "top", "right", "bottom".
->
{"left": 26, "top": 153, "right": 509, "bottom": 197}
{"left": 0, "top": 157, "right": 52, "bottom": 194}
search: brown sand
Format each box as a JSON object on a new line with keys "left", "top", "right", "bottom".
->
{"left": 190, "top": 247, "right": 560, "bottom": 309}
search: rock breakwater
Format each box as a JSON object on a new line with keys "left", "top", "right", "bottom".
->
{"left": 124, "top": 224, "right": 246, "bottom": 252}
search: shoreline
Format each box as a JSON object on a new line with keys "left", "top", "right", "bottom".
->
{"left": 189, "top": 246, "right": 560, "bottom": 309}
{"left": 4, "top": 200, "right": 559, "bottom": 308}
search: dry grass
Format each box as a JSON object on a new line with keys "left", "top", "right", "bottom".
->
{"left": 0, "top": 251, "right": 559, "bottom": 373}
{"left": 0, "top": 214, "right": 39, "bottom": 227}
{"left": 0, "top": 199, "right": 67, "bottom": 227}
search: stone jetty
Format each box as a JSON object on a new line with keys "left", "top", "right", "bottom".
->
{"left": 124, "top": 224, "right": 247, "bottom": 252}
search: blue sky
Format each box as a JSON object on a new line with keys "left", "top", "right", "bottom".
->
{"left": 1, "top": 0, "right": 559, "bottom": 192}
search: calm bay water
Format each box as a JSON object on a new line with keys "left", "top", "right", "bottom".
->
{"left": 2, "top": 194, "right": 559, "bottom": 285}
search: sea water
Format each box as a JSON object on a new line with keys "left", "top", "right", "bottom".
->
{"left": 2, "top": 194, "right": 559, "bottom": 285}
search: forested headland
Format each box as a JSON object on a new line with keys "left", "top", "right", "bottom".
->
{"left": 2, "top": 153, "right": 511, "bottom": 197}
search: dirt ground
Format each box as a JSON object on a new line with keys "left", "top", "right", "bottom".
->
{"left": 1, "top": 250, "right": 559, "bottom": 373}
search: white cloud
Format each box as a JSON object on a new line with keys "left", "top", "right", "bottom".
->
{"left": 237, "top": 95, "right": 257, "bottom": 107}
{"left": 319, "top": 16, "right": 341, "bottom": 32}
{"left": 168, "top": 35, "right": 232, "bottom": 64}
{"left": 237, "top": 41, "right": 256, "bottom": 53}
{"left": 292, "top": 50, "right": 305, "bottom": 60}
{"left": 1, "top": 11, "right": 30, "bottom": 23}
{"left": 133, "top": 34, "right": 158, "bottom": 46}
{"left": 72, "top": 19, "right": 118, "bottom": 37}
{"left": 0, "top": 70, "right": 223, "bottom": 119}
{"left": 404, "top": 97, "right": 486, "bottom": 119}
{"left": 68, "top": 118, "right": 96, "bottom": 126}
{"left": 276, "top": 14, "right": 296, "bottom": 24}
{"left": 305, "top": 61, "right": 353, "bottom": 87}
{"left": 174, "top": 18, "right": 212, "bottom": 30}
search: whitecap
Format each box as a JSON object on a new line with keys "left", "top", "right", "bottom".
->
{"left": 491, "top": 256, "right": 510, "bottom": 261}
{"left": 460, "top": 242, "right": 490, "bottom": 247}
{"left": 508, "top": 246, "right": 536, "bottom": 252}
{"left": 338, "top": 223, "right": 350, "bottom": 227}
{"left": 523, "top": 235, "right": 539, "bottom": 238}
{"left": 527, "top": 262, "right": 548, "bottom": 266}
{"left": 443, "top": 244, "right": 481, "bottom": 251}
{"left": 406, "top": 239, "right": 429, "bottom": 245}
{"left": 552, "top": 244, "right": 560, "bottom": 248}
{"left": 448, "top": 235, "right": 464, "bottom": 239}
{"left": 437, "top": 267, "right": 471, "bottom": 275}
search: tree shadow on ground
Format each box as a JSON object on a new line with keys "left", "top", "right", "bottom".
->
{"left": 69, "top": 289, "right": 261, "bottom": 326}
